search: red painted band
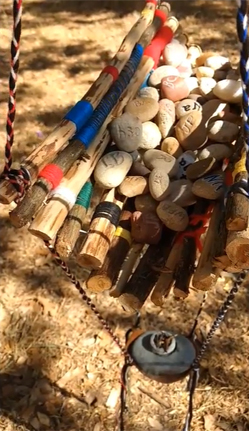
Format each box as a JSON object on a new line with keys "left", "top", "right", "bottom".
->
{"left": 146, "top": 0, "right": 157, "bottom": 5}
{"left": 102, "top": 65, "right": 119, "bottom": 82}
{"left": 38, "top": 164, "right": 64, "bottom": 190}
{"left": 144, "top": 26, "right": 174, "bottom": 68}
{"left": 154, "top": 9, "right": 167, "bottom": 25}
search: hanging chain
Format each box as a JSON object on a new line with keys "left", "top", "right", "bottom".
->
{"left": 45, "top": 241, "right": 128, "bottom": 357}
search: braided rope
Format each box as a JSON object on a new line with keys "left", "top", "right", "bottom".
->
{"left": 4, "top": 0, "right": 22, "bottom": 173}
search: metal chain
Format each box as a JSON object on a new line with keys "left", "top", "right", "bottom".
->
{"left": 45, "top": 241, "right": 128, "bottom": 357}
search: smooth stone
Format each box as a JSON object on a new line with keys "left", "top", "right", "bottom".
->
{"left": 148, "top": 65, "right": 180, "bottom": 88}
{"left": 161, "top": 137, "right": 183, "bottom": 158}
{"left": 187, "top": 44, "right": 203, "bottom": 66}
{"left": 156, "top": 200, "right": 189, "bottom": 231}
{"left": 175, "top": 110, "right": 208, "bottom": 150}
{"left": 176, "top": 151, "right": 196, "bottom": 179}
{"left": 188, "top": 93, "right": 207, "bottom": 105}
{"left": 167, "top": 179, "right": 197, "bottom": 207}
{"left": 109, "top": 112, "right": 142, "bottom": 152}
{"left": 135, "top": 193, "right": 158, "bottom": 213}
{"left": 185, "top": 157, "right": 218, "bottom": 180}
{"left": 198, "top": 143, "right": 234, "bottom": 161}
{"left": 199, "top": 77, "right": 217, "bottom": 99}
{"left": 125, "top": 97, "right": 159, "bottom": 122}
{"left": 131, "top": 211, "right": 163, "bottom": 245}
{"left": 226, "top": 68, "right": 240, "bottom": 80}
{"left": 163, "top": 40, "right": 188, "bottom": 67}
{"left": 129, "top": 161, "right": 151, "bottom": 177}
{"left": 195, "top": 66, "right": 215, "bottom": 79}
{"left": 202, "top": 99, "right": 229, "bottom": 124}
{"left": 207, "top": 120, "right": 239, "bottom": 143}
{"left": 185, "top": 77, "right": 199, "bottom": 93}
{"left": 195, "top": 52, "right": 217, "bottom": 67}
{"left": 139, "top": 121, "right": 162, "bottom": 150}
{"left": 149, "top": 168, "right": 171, "bottom": 201}
{"left": 143, "top": 149, "right": 178, "bottom": 177}
{"left": 161, "top": 75, "right": 190, "bottom": 102}
{"left": 175, "top": 98, "right": 202, "bottom": 119}
{"left": 118, "top": 176, "right": 149, "bottom": 198}
{"left": 129, "top": 150, "right": 141, "bottom": 162}
{"left": 155, "top": 99, "right": 175, "bottom": 138}
{"left": 213, "top": 79, "right": 242, "bottom": 104}
{"left": 192, "top": 172, "right": 225, "bottom": 200}
{"left": 205, "top": 55, "right": 230, "bottom": 71}
{"left": 94, "top": 151, "right": 133, "bottom": 188}
{"left": 138, "top": 86, "right": 160, "bottom": 101}
{"left": 177, "top": 59, "right": 192, "bottom": 78}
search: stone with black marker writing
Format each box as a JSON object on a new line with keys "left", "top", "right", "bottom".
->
{"left": 191, "top": 172, "right": 225, "bottom": 199}
{"left": 94, "top": 151, "right": 133, "bottom": 188}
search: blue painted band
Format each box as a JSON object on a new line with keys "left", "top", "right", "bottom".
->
{"left": 64, "top": 100, "right": 94, "bottom": 132}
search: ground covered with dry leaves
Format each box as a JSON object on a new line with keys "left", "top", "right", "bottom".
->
{"left": 1, "top": 1, "right": 249, "bottom": 430}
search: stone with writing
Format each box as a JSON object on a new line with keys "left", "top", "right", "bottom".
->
{"left": 161, "top": 75, "right": 190, "bottom": 102}
{"left": 175, "top": 98, "right": 202, "bottom": 120}
{"left": 149, "top": 168, "right": 171, "bottom": 201}
{"left": 135, "top": 193, "right": 158, "bottom": 213}
{"left": 207, "top": 120, "right": 239, "bottom": 143}
{"left": 131, "top": 211, "right": 163, "bottom": 245}
{"left": 155, "top": 99, "right": 175, "bottom": 138}
{"left": 109, "top": 112, "right": 142, "bottom": 152}
{"left": 176, "top": 151, "right": 196, "bottom": 179}
{"left": 148, "top": 65, "right": 180, "bottom": 88}
{"left": 138, "top": 86, "right": 160, "bottom": 101}
{"left": 118, "top": 176, "right": 149, "bottom": 198}
{"left": 167, "top": 179, "right": 197, "bottom": 207}
{"left": 198, "top": 143, "right": 234, "bottom": 161}
{"left": 175, "top": 110, "right": 207, "bottom": 150}
{"left": 161, "top": 137, "right": 183, "bottom": 158}
{"left": 188, "top": 93, "right": 207, "bottom": 105}
{"left": 138, "top": 121, "right": 162, "bottom": 150}
{"left": 125, "top": 97, "right": 159, "bottom": 123}
{"left": 185, "top": 157, "right": 218, "bottom": 180}
{"left": 192, "top": 172, "right": 225, "bottom": 200}
{"left": 143, "top": 149, "right": 178, "bottom": 177}
{"left": 94, "top": 151, "right": 133, "bottom": 188}
{"left": 156, "top": 200, "right": 189, "bottom": 231}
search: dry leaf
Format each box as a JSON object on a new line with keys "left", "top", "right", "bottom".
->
{"left": 84, "top": 390, "right": 97, "bottom": 406}
{"left": 37, "top": 412, "right": 50, "bottom": 427}
{"left": 147, "top": 417, "right": 163, "bottom": 430}
{"left": 105, "top": 388, "right": 120, "bottom": 409}
{"left": 204, "top": 414, "right": 217, "bottom": 431}
{"left": 30, "top": 417, "right": 40, "bottom": 430}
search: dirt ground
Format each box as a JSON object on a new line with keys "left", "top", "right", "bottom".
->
{"left": 1, "top": 1, "right": 249, "bottom": 431}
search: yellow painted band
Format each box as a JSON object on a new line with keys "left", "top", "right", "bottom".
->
{"left": 115, "top": 226, "right": 132, "bottom": 246}
{"left": 232, "top": 149, "right": 247, "bottom": 180}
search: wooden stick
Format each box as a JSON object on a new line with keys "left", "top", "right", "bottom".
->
{"left": 54, "top": 180, "right": 93, "bottom": 260}
{"left": 9, "top": 54, "right": 154, "bottom": 228}
{"left": 192, "top": 201, "right": 222, "bottom": 291}
{"left": 173, "top": 200, "right": 212, "bottom": 298}
{"left": 110, "top": 242, "right": 146, "bottom": 298}
{"left": 86, "top": 210, "right": 132, "bottom": 292}
{"left": 212, "top": 206, "right": 230, "bottom": 270}
{"left": 81, "top": 184, "right": 104, "bottom": 232}
{"left": 226, "top": 227, "right": 249, "bottom": 269}
{"left": 119, "top": 233, "right": 172, "bottom": 313}
{"left": 28, "top": 129, "right": 110, "bottom": 241}
{"left": 77, "top": 189, "right": 126, "bottom": 270}
{"left": 0, "top": 1, "right": 159, "bottom": 205}
{"left": 150, "top": 239, "right": 181, "bottom": 307}
{"left": 225, "top": 134, "right": 249, "bottom": 231}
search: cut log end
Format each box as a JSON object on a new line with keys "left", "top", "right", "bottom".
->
{"left": 86, "top": 274, "right": 112, "bottom": 293}
{"left": 226, "top": 217, "right": 248, "bottom": 232}
{"left": 77, "top": 254, "right": 103, "bottom": 270}
{"left": 0, "top": 180, "right": 18, "bottom": 204}
{"left": 119, "top": 294, "right": 143, "bottom": 314}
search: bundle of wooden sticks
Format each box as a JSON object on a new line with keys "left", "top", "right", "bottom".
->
{"left": 1, "top": 0, "right": 248, "bottom": 314}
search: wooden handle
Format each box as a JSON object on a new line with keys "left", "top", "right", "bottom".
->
{"left": 28, "top": 130, "right": 110, "bottom": 241}
{"left": 77, "top": 190, "right": 126, "bottom": 270}
{"left": 118, "top": 239, "right": 169, "bottom": 314}
{"left": 86, "top": 210, "right": 132, "bottom": 292}
{"left": 110, "top": 242, "right": 145, "bottom": 298}
{"left": 192, "top": 201, "right": 222, "bottom": 291}
{"left": 54, "top": 180, "right": 93, "bottom": 260}
{"left": 0, "top": 1, "right": 163, "bottom": 205}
